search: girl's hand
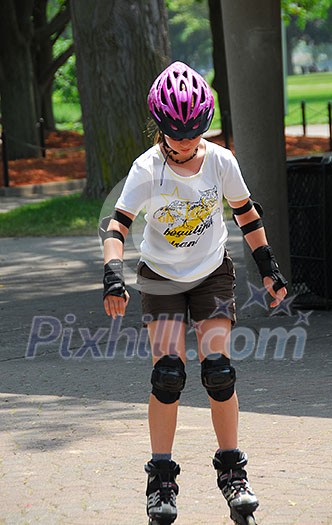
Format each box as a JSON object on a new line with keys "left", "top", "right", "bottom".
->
{"left": 263, "top": 276, "right": 287, "bottom": 308}
{"left": 104, "top": 290, "right": 130, "bottom": 318}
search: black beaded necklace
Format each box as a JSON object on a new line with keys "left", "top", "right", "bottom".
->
{"left": 162, "top": 134, "right": 199, "bottom": 164}
{"left": 168, "top": 147, "right": 198, "bottom": 164}
{"left": 160, "top": 136, "right": 199, "bottom": 186}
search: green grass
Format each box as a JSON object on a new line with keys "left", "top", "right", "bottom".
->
{"left": 285, "top": 72, "right": 332, "bottom": 126}
{"left": 0, "top": 193, "right": 232, "bottom": 237}
{"left": 52, "top": 71, "right": 331, "bottom": 134}
{"left": 210, "top": 86, "right": 221, "bottom": 131}
{"left": 0, "top": 193, "right": 104, "bottom": 237}
{"left": 208, "top": 71, "right": 332, "bottom": 130}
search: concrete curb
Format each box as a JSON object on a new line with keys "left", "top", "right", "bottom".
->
{"left": 0, "top": 178, "right": 86, "bottom": 197}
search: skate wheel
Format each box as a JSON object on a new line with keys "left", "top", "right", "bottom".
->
{"left": 245, "top": 515, "right": 257, "bottom": 525}
{"left": 231, "top": 513, "right": 257, "bottom": 525}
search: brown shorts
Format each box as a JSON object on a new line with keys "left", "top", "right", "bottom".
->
{"left": 136, "top": 252, "right": 236, "bottom": 325}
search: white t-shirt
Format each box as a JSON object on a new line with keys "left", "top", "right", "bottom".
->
{"left": 115, "top": 139, "right": 250, "bottom": 282}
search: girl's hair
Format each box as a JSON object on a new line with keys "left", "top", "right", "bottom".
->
{"left": 145, "top": 118, "right": 163, "bottom": 145}
{"left": 144, "top": 119, "right": 172, "bottom": 187}
{"left": 154, "top": 130, "right": 163, "bottom": 145}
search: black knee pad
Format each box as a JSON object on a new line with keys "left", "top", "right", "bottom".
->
{"left": 151, "top": 355, "right": 186, "bottom": 404}
{"left": 201, "top": 353, "right": 236, "bottom": 402}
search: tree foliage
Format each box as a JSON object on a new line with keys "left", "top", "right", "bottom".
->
{"left": 287, "top": 4, "right": 332, "bottom": 52}
{"left": 284, "top": 2, "right": 332, "bottom": 73}
{"left": 167, "top": 0, "right": 212, "bottom": 71}
{"left": 53, "top": 39, "right": 79, "bottom": 104}
{"left": 282, "top": 0, "right": 332, "bottom": 27}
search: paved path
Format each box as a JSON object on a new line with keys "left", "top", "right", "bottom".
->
{"left": 285, "top": 123, "right": 331, "bottom": 138}
{"left": 0, "top": 195, "right": 54, "bottom": 213}
{"left": 0, "top": 179, "right": 86, "bottom": 213}
{"left": 0, "top": 225, "right": 332, "bottom": 524}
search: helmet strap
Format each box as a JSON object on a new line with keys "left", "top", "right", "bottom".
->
{"left": 161, "top": 133, "right": 179, "bottom": 157}
{"left": 159, "top": 132, "right": 198, "bottom": 186}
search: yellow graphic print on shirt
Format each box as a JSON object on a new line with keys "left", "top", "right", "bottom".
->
{"left": 153, "top": 186, "right": 220, "bottom": 248}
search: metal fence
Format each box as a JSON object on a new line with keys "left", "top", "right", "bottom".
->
{"left": 286, "top": 101, "right": 332, "bottom": 148}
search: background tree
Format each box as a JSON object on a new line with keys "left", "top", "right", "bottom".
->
{"left": 166, "top": 0, "right": 232, "bottom": 133}
{"left": 286, "top": 4, "right": 332, "bottom": 74}
{"left": 0, "top": 1, "right": 39, "bottom": 159}
{"left": 282, "top": 0, "right": 332, "bottom": 27}
{"left": 32, "top": 0, "right": 73, "bottom": 130}
{"left": 221, "top": 0, "right": 292, "bottom": 299}
{"left": 167, "top": 0, "right": 212, "bottom": 71}
{"left": 0, "top": 0, "right": 73, "bottom": 159}
{"left": 286, "top": 17, "right": 302, "bottom": 75}
{"left": 71, "top": 0, "right": 170, "bottom": 198}
{"left": 207, "top": 0, "right": 232, "bottom": 136}
{"left": 206, "top": 0, "right": 332, "bottom": 127}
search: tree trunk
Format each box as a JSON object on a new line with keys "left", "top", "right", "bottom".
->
{"left": 222, "top": 0, "right": 291, "bottom": 306}
{"left": 286, "top": 22, "right": 295, "bottom": 75}
{"left": 286, "top": 32, "right": 294, "bottom": 75}
{"left": 71, "top": 0, "right": 170, "bottom": 198}
{"left": 0, "top": 0, "right": 40, "bottom": 159}
{"left": 208, "top": 0, "right": 232, "bottom": 136}
{"left": 41, "top": 84, "right": 56, "bottom": 130}
{"left": 33, "top": 0, "right": 54, "bottom": 129}
{"left": 32, "top": 0, "right": 72, "bottom": 131}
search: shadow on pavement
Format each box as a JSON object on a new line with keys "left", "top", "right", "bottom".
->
{"left": 1, "top": 234, "right": 331, "bottom": 454}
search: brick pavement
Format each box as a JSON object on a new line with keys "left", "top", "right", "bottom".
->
{"left": 0, "top": 228, "right": 331, "bottom": 524}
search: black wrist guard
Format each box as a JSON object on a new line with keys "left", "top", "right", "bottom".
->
{"left": 252, "top": 245, "right": 288, "bottom": 292}
{"left": 103, "top": 259, "right": 126, "bottom": 299}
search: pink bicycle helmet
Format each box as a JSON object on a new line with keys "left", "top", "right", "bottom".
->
{"left": 148, "top": 61, "right": 214, "bottom": 140}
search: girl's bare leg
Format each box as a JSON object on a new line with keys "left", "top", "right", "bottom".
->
{"left": 196, "top": 318, "right": 238, "bottom": 450}
{"left": 147, "top": 320, "right": 186, "bottom": 454}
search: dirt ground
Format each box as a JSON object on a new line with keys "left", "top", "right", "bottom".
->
{"left": 0, "top": 130, "right": 331, "bottom": 187}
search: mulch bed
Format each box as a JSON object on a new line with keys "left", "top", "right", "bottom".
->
{"left": 0, "top": 130, "right": 330, "bottom": 187}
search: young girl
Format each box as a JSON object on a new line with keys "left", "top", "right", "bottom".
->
{"left": 101, "top": 62, "right": 287, "bottom": 525}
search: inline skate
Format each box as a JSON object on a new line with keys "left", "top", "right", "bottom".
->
{"left": 213, "top": 449, "right": 259, "bottom": 525}
{"left": 145, "top": 459, "right": 180, "bottom": 525}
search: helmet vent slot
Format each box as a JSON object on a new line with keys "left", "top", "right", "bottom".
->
{"left": 170, "top": 93, "right": 179, "bottom": 113}
{"left": 181, "top": 102, "right": 188, "bottom": 119}
{"left": 161, "top": 89, "right": 167, "bottom": 105}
